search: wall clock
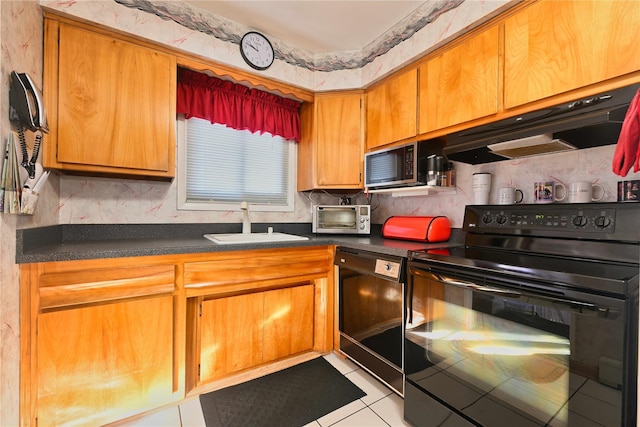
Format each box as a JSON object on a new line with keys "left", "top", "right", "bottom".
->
{"left": 240, "top": 31, "right": 275, "bottom": 71}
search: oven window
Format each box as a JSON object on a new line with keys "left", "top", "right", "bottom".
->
{"left": 317, "top": 208, "right": 356, "bottom": 229}
{"left": 405, "top": 268, "right": 628, "bottom": 427}
{"left": 339, "top": 269, "right": 403, "bottom": 368}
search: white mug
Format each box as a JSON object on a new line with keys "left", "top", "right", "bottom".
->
{"left": 472, "top": 172, "right": 491, "bottom": 204}
{"left": 569, "top": 181, "right": 605, "bottom": 203}
{"left": 498, "top": 187, "right": 524, "bottom": 205}
{"left": 534, "top": 181, "right": 566, "bottom": 204}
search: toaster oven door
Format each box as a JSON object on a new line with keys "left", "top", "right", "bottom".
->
{"left": 314, "top": 206, "right": 358, "bottom": 233}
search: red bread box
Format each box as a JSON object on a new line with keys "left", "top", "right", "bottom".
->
{"left": 382, "top": 216, "right": 451, "bottom": 243}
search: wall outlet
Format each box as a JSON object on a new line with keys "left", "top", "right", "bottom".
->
{"left": 339, "top": 197, "right": 351, "bottom": 205}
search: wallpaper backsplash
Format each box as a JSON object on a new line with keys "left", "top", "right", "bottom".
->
{"left": 58, "top": 144, "right": 639, "bottom": 228}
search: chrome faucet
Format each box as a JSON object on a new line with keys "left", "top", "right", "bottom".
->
{"left": 241, "top": 201, "right": 251, "bottom": 234}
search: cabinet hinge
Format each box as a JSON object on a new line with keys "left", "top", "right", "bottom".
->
{"left": 198, "top": 364, "right": 201, "bottom": 379}
{"left": 199, "top": 303, "right": 202, "bottom": 317}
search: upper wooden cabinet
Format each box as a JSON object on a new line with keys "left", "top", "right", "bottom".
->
{"left": 298, "top": 91, "right": 364, "bottom": 190}
{"left": 419, "top": 26, "right": 500, "bottom": 134}
{"left": 504, "top": 0, "right": 640, "bottom": 109}
{"left": 43, "top": 18, "right": 176, "bottom": 179}
{"left": 366, "top": 68, "right": 418, "bottom": 149}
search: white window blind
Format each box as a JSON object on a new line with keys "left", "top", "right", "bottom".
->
{"left": 177, "top": 116, "right": 296, "bottom": 211}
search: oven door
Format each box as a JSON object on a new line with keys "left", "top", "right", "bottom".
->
{"left": 404, "top": 262, "right": 635, "bottom": 427}
{"left": 337, "top": 250, "right": 404, "bottom": 394}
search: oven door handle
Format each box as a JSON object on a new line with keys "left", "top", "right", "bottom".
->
{"left": 423, "top": 270, "right": 523, "bottom": 297}
{"left": 424, "top": 270, "right": 601, "bottom": 314}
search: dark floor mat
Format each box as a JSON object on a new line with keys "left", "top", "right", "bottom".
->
{"left": 199, "top": 357, "right": 366, "bottom": 427}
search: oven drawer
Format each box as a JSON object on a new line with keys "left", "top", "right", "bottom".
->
{"left": 404, "top": 381, "right": 475, "bottom": 427}
{"left": 339, "top": 334, "right": 403, "bottom": 395}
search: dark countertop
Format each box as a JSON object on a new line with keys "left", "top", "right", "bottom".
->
{"left": 16, "top": 222, "right": 465, "bottom": 264}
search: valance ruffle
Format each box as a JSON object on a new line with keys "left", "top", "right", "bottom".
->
{"left": 177, "top": 67, "right": 301, "bottom": 142}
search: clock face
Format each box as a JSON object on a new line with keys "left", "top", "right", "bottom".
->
{"left": 240, "top": 32, "right": 275, "bottom": 71}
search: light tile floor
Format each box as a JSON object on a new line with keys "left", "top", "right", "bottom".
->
{"left": 121, "top": 352, "right": 411, "bottom": 427}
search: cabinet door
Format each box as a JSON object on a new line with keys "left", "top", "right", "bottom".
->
{"left": 37, "top": 295, "right": 174, "bottom": 426}
{"left": 263, "top": 285, "right": 314, "bottom": 362}
{"left": 419, "top": 26, "right": 499, "bottom": 133}
{"left": 199, "top": 293, "right": 263, "bottom": 383}
{"left": 504, "top": 1, "right": 640, "bottom": 108}
{"left": 53, "top": 23, "right": 175, "bottom": 176}
{"left": 316, "top": 93, "right": 364, "bottom": 187}
{"left": 366, "top": 68, "right": 417, "bottom": 149}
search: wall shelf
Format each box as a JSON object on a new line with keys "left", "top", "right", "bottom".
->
{"left": 367, "top": 185, "right": 457, "bottom": 197}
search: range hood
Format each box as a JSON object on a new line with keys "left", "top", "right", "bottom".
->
{"left": 445, "top": 83, "right": 640, "bottom": 164}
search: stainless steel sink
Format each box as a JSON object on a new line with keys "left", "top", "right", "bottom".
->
{"left": 203, "top": 232, "right": 309, "bottom": 245}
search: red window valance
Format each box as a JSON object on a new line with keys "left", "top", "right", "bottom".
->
{"left": 176, "top": 67, "right": 301, "bottom": 142}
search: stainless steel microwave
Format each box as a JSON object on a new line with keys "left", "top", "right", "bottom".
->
{"left": 312, "top": 205, "right": 370, "bottom": 234}
{"left": 364, "top": 141, "right": 430, "bottom": 189}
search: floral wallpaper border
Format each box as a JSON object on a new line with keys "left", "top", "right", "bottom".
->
{"left": 114, "top": 0, "right": 464, "bottom": 72}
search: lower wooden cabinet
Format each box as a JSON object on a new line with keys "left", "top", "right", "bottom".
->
{"left": 20, "top": 258, "right": 178, "bottom": 426}
{"left": 37, "top": 296, "right": 174, "bottom": 426}
{"left": 19, "top": 246, "right": 334, "bottom": 426}
{"left": 184, "top": 246, "right": 334, "bottom": 390}
{"left": 199, "top": 284, "right": 314, "bottom": 383}
{"left": 200, "top": 293, "right": 264, "bottom": 380}
{"left": 263, "top": 285, "right": 314, "bottom": 362}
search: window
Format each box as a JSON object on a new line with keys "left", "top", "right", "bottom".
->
{"left": 177, "top": 116, "right": 296, "bottom": 211}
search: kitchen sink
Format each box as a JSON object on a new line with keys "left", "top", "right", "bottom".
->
{"left": 203, "top": 232, "right": 309, "bottom": 245}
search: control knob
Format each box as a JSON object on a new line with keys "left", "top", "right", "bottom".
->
{"left": 481, "top": 214, "right": 493, "bottom": 224}
{"left": 496, "top": 214, "right": 508, "bottom": 225}
{"left": 594, "top": 216, "right": 611, "bottom": 228}
{"left": 572, "top": 215, "right": 588, "bottom": 227}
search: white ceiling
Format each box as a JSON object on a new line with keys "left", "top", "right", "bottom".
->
{"left": 184, "top": 1, "right": 426, "bottom": 53}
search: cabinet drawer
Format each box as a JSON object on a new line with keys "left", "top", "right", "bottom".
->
{"left": 183, "top": 247, "right": 332, "bottom": 296}
{"left": 37, "top": 264, "right": 175, "bottom": 309}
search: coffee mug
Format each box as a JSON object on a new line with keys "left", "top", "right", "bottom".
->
{"left": 534, "top": 181, "right": 566, "bottom": 203}
{"left": 569, "top": 181, "right": 605, "bottom": 203}
{"left": 472, "top": 172, "right": 491, "bottom": 204}
{"left": 498, "top": 187, "right": 524, "bottom": 205}
{"left": 618, "top": 180, "right": 640, "bottom": 202}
